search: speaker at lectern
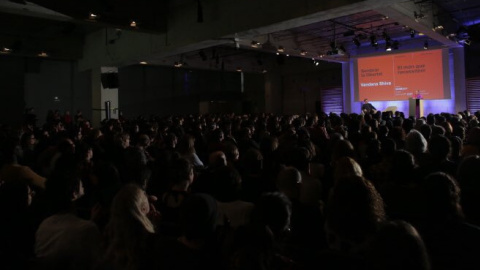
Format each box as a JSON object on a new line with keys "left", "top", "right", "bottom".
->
{"left": 409, "top": 98, "right": 424, "bottom": 118}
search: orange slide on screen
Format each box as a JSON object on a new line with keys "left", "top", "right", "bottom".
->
{"left": 357, "top": 49, "right": 444, "bottom": 101}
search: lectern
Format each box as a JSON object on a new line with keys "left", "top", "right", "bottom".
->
{"left": 409, "top": 98, "right": 424, "bottom": 118}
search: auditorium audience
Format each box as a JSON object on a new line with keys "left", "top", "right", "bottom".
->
{"left": 1, "top": 108, "right": 480, "bottom": 270}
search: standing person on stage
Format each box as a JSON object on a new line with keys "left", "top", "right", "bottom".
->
{"left": 362, "top": 98, "right": 377, "bottom": 114}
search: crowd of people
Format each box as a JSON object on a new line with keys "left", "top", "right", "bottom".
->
{"left": 1, "top": 107, "right": 480, "bottom": 270}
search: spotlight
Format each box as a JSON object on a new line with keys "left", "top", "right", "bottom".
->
{"left": 330, "top": 41, "right": 336, "bottom": 50}
{"left": 433, "top": 23, "right": 444, "bottom": 31}
{"left": 393, "top": 40, "right": 399, "bottom": 50}
{"left": 385, "top": 41, "right": 392, "bottom": 51}
{"left": 0, "top": 47, "right": 11, "bottom": 54}
{"left": 353, "top": 37, "right": 360, "bottom": 48}
{"left": 315, "top": 61, "right": 319, "bottom": 66}
{"left": 236, "top": 67, "right": 242, "bottom": 72}
{"left": 370, "top": 34, "right": 378, "bottom": 48}
{"left": 88, "top": 13, "right": 98, "bottom": 20}
{"left": 251, "top": 41, "right": 261, "bottom": 48}
{"left": 414, "top": 11, "right": 425, "bottom": 22}
{"left": 130, "top": 20, "right": 137, "bottom": 28}
{"left": 424, "top": 40, "right": 429, "bottom": 49}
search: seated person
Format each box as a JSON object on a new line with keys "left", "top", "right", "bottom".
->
{"left": 362, "top": 98, "right": 377, "bottom": 114}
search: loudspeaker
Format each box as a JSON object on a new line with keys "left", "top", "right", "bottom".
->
{"left": 101, "top": 73, "right": 119, "bottom": 89}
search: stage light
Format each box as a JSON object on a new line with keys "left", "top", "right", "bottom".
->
{"left": 0, "top": 47, "right": 11, "bottom": 54}
{"left": 88, "top": 13, "right": 98, "bottom": 20}
{"left": 330, "top": 41, "right": 336, "bottom": 50}
{"left": 251, "top": 41, "right": 261, "bottom": 48}
{"left": 353, "top": 37, "right": 360, "bottom": 48}
{"left": 385, "top": 41, "right": 392, "bottom": 51}
{"left": 424, "top": 40, "right": 429, "bottom": 49}
{"left": 393, "top": 40, "right": 399, "bottom": 50}
{"left": 370, "top": 34, "right": 378, "bottom": 48}
{"left": 414, "top": 11, "right": 425, "bottom": 22}
{"left": 433, "top": 23, "right": 444, "bottom": 31}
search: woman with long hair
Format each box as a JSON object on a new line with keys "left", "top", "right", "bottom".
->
{"left": 176, "top": 134, "right": 204, "bottom": 168}
{"left": 97, "top": 184, "right": 155, "bottom": 270}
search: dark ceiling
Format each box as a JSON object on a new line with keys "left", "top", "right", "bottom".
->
{"left": 0, "top": 0, "right": 479, "bottom": 69}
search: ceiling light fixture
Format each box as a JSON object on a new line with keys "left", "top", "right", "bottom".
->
{"left": 88, "top": 13, "right": 98, "bottom": 20}
{"left": 236, "top": 67, "right": 242, "bottom": 72}
{"left": 393, "top": 40, "right": 399, "bottom": 50}
{"left": 0, "top": 47, "right": 11, "bottom": 54}
{"left": 130, "top": 20, "right": 137, "bottom": 28}
{"left": 38, "top": 52, "right": 48, "bottom": 57}
{"left": 300, "top": 50, "right": 307, "bottom": 56}
{"left": 251, "top": 41, "right": 261, "bottom": 48}
{"left": 174, "top": 62, "right": 183, "bottom": 68}
{"left": 353, "top": 37, "right": 360, "bottom": 48}
{"left": 277, "top": 46, "right": 284, "bottom": 53}
{"left": 414, "top": 11, "right": 425, "bottom": 22}
{"left": 433, "top": 23, "right": 444, "bottom": 31}
{"left": 386, "top": 41, "right": 392, "bottom": 51}
{"left": 139, "top": 61, "right": 148, "bottom": 65}
{"left": 370, "top": 34, "right": 378, "bottom": 48}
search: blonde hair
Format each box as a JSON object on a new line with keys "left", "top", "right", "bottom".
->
{"left": 333, "top": 156, "right": 363, "bottom": 185}
{"left": 103, "top": 184, "right": 154, "bottom": 270}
